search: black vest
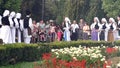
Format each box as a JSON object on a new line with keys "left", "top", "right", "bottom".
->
{"left": 17, "top": 19, "right": 20, "bottom": 28}
{"left": 95, "top": 23, "right": 99, "bottom": 29}
{"left": 24, "top": 17, "right": 29, "bottom": 28}
{"left": 102, "top": 24, "right": 106, "bottom": 29}
{"left": 2, "top": 16, "right": 10, "bottom": 26}
{"left": 12, "top": 18, "right": 15, "bottom": 27}
{"left": 110, "top": 24, "right": 114, "bottom": 30}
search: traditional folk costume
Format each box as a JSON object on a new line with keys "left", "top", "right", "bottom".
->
{"left": 0, "top": 10, "right": 12, "bottom": 44}
{"left": 63, "top": 17, "right": 71, "bottom": 41}
{"left": 15, "top": 13, "right": 23, "bottom": 43}
{"left": 23, "top": 11, "right": 33, "bottom": 44}
{"left": 90, "top": 17, "right": 101, "bottom": 41}
{"left": 108, "top": 18, "right": 116, "bottom": 42}
{"left": 99, "top": 18, "right": 109, "bottom": 41}
{"left": 9, "top": 11, "right": 16, "bottom": 43}
{"left": 71, "top": 21, "right": 79, "bottom": 41}
{"left": 117, "top": 16, "right": 120, "bottom": 39}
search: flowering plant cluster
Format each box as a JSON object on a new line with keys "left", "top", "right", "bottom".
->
{"left": 35, "top": 45, "right": 120, "bottom": 68}
{"left": 51, "top": 45, "right": 105, "bottom": 64}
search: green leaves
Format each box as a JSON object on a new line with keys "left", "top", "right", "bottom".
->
{"left": 102, "top": 0, "right": 120, "bottom": 18}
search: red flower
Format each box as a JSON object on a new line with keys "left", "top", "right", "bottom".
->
{"left": 42, "top": 53, "right": 51, "bottom": 60}
{"left": 103, "top": 60, "right": 112, "bottom": 68}
{"left": 106, "top": 47, "right": 117, "bottom": 54}
{"left": 51, "top": 58, "right": 57, "bottom": 68}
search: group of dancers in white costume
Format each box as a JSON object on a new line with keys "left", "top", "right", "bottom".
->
{"left": 0, "top": 10, "right": 33, "bottom": 44}
{"left": 90, "top": 17, "right": 120, "bottom": 42}
{"left": 63, "top": 16, "right": 120, "bottom": 42}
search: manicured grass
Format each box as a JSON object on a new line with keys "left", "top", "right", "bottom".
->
{"left": 0, "top": 62, "right": 34, "bottom": 68}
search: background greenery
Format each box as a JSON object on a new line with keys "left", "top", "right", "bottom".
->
{"left": 0, "top": 0, "right": 119, "bottom": 24}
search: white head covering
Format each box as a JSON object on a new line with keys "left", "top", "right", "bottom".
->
{"left": 94, "top": 17, "right": 100, "bottom": 23}
{"left": 16, "top": 13, "right": 21, "bottom": 19}
{"left": 101, "top": 18, "right": 107, "bottom": 24}
{"left": 3, "top": 10, "right": 10, "bottom": 17}
{"left": 10, "top": 11, "right": 15, "bottom": 18}
{"left": 65, "top": 17, "right": 71, "bottom": 24}
{"left": 109, "top": 18, "right": 115, "bottom": 23}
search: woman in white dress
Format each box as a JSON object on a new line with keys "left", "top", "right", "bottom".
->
{"left": 99, "top": 18, "right": 109, "bottom": 41}
{"left": 0, "top": 10, "right": 12, "bottom": 44}
{"left": 9, "top": 11, "right": 16, "bottom": 43}
{"left": 63, "top": 17, "right": 71, "bottom": 41}
{"left": 90, "top": 17, "right": 101, "bottom": 41}
{"left": 108, "top": 18, "right": 116, "bottom": 42}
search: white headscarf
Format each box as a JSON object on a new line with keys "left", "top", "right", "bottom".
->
{"left": 3, "top": 10, "right": 10, "bottom": 17}
{"left": 10, "top": 11, "right": 16, "bottom": 18}
{"left": 65, "top": 17, "right": 71, "bottom": 24}
{"left": 101, "top": 18, "right": 107, "bottom": 24}
{"left": 16, "top": 13, "right": 21, "bottom": 19}
{"left": 109, "top": 18, "right": 115, "bottom": 23}
{"left": 94, "top": 17, "right": 100, "bottom": 23}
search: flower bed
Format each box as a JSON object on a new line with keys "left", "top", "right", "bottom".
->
{"left": 39, "top": 45, "right": 120, "bottom": 68}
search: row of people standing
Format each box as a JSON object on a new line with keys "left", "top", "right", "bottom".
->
{"left": 62, "top": 17, "right": 90, "bottom": 41}
{"left": 91, "top": 16, "right": 120, "bottom": 42}
{"left": 62, "top": 16, "right": 120, "bottom": 42}
{"left": 0, "top": 10, "right": 33, "bottom": 44}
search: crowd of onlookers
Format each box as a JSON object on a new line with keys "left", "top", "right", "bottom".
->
{"left": 31, "top": 18, "right": 91, "bottom": 43}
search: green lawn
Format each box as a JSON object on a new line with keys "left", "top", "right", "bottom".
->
{"left": 0, "top": 62, "right": 34, "bottom": 68}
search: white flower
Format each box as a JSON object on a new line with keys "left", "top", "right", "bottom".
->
{"left": 101, "top": 57, "right": 105, "bottom": 61}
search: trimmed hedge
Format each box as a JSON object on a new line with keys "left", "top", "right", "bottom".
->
{"left": 0, "top": 43, "right": 51, "bottom": 65}
{"left": 0, "top": 40, "right": 117, "bottom": 65}
{"left": 47, "top": 40, "right": 112, "bottom": 49}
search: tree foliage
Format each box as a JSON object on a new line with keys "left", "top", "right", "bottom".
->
{"left": 0, "top": 0, "right": 22, "bottom": 15}
{"left": 1, "top": 0, "right": 120, "bottom": 25}
{"left": 102, "top": 0, "right": 120, "bottom": 18}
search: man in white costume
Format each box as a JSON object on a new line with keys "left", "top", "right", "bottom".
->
{"left": 23, "top": 10, "right": 33, "bottom": 44}
{"left": 0, "top": 10, "right": 12, "bottom": 44}
{"left": 14, "top": 13, "right": 23, "bottom": 43}
{"left": 63, "top": 17, "right": 71, "bottom": 41}
{"left": 9, "top": 11, "right": 16, "bottom": 43}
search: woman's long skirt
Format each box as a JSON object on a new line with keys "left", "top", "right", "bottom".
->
{"left": 91, "top": 29, "right": 98, "bottom": 41}
{"left": 108, "top": 30, "right": 114, "bottom": 42}
{"left": 0, "top": 25, "right": 12, "bottom": 44}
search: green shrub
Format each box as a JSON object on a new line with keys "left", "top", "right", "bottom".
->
{"left": 114, "top": 40, "right": 120, "bottom": 46}
{"left": 0, "top": 43, "right": 51, "bottom": 65}
{"left": 0, "top": 40, "right": 116, "bottom": 65}
{"left": 48, "top": 40, "right": 112, "bottom": 49}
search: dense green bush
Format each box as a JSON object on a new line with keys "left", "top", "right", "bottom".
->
{"left": 49, "top": 40, "right": 112, "bottom": 49}
{"left": 0, "top": 40, "right": 118, "bottom": 65}
{"left": 0, "top": 43, "right": 51, "bottom": 65}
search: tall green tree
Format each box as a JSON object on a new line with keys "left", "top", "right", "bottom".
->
{"left": 0, "top": 0, "right": 22, "bottom": 15}
{"left": 102, "top": 0, "right": 120, "bottom": 18}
